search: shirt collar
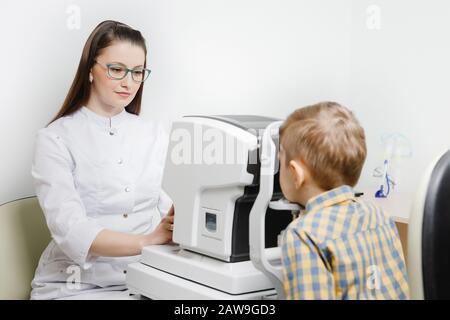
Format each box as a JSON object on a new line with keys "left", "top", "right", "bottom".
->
{"left": 304, "top": 185, "right": 356, "bottom": 213}
{"left": 80, "top": 106, "right": 129, "bottom": 129}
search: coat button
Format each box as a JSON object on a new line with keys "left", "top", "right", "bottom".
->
{"left": 125, "top": 187, "right": 131, "bottom": 192}
{"left": 123, "top": 213, "right": 128, "bottom": 218}
{"left": 118, "top": 158, "right": 123, "bottom": 164}
{"left": 123, "top": 270, "right": 127, "bottom": 274}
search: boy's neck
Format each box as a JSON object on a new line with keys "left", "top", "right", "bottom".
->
{"left": 296, "top": 184, "right": 326, "bottom": 207}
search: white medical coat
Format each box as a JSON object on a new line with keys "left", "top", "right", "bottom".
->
{"left": 30, "top": 106, "right": 172, "bottom": 299}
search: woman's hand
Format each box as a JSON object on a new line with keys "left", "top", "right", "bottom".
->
{"left": 89, "top": 206, "right": 176, "bottom": 257}
{"left": 140, "top": 205, "right": 175, "bottom": 248}
{"left": 167, "top": 205, "right": 174, "bottom": 217}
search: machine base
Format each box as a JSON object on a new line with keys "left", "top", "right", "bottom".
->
{"left": 125, "top": 244, "right": 277, "bottom": 300}
{"left": 126, "top": 262, "right": 277, "bottom": 300}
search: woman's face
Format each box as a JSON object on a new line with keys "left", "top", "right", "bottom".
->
{"left": 90, "top": 41, "right": 146, "bottom": 110}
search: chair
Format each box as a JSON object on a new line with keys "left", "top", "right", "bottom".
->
{"left": 0, "top": 197, "right": 51, "bottom": 299}
{"left": 408, "top": 150, "right": 450, "bottom": 299}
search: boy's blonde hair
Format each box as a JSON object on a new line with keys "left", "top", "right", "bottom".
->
{"left": 279, "top": 101, "right": 367, "bottom": 190}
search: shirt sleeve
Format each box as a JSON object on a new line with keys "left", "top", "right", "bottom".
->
{"left": 157, "top": 189, "right": 173, "bottom": 217}
{"left": 281, "top": 227, "right": 335, "bottom": 300}
{"left": 31, "top": 129, "right": 104, "bottom": 269}
{"left": 155, "top": 121, "right": 173, "bottom": 217}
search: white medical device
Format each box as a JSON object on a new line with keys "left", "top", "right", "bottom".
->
{"left": 126, "top": 115, "right": 300, "bottom": 299}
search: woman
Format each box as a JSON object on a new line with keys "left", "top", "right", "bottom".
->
{"left": 30, "top": 20, "right": 174, "bottom": 299}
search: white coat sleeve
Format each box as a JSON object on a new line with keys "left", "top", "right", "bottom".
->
{"left": 155, "top": 121, "right": 173, "bottom": 217}
{"left": 31, "top": 129, "right": 104, "bottom": 269}
{"left": 157, "top": 189, "right": 173, "bottom": 216}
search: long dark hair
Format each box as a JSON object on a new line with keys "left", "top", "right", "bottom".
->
{"left": 48, "top": 20, "right": 147, "bottom": 125}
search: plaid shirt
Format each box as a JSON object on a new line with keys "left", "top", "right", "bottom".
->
{"left": 281, "top": 185, "right": 409, "bottom": 300}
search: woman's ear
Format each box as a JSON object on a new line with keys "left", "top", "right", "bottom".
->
{"left": 289, "top": 160, "right": 305, "bottom": 189}
{"left": 89, "top": 72, "right": 93, "bottom": 83}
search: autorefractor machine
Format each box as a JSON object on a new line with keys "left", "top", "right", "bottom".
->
{"left": 126, "top": 115, "right": 301, "bottom": 299}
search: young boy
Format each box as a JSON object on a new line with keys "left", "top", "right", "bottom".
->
{"left": 279, "top": 102, "right": 409, "bottom": 300}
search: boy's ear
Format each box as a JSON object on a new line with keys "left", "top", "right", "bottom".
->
{"left": 289, "top": 160, "right": 305, "bottom": 189}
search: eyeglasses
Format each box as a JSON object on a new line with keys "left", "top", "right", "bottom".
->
{"left": 94, "top": 60, "right": 151, "bottom": 83}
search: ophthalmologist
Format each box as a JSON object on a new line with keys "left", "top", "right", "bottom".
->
{"left": 30, "top": 20, "right": 174, "bottom": 299}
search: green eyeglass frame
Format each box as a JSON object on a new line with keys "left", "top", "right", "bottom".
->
{"left": 94, "top": 60, "right": 151, "bottom": 82}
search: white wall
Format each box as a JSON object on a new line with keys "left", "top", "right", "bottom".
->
{"left": 0, "top": 0, "right": 351, "bottom": 204}
{"left": 145, "top": 0, "right": 352, "bottom": 122}
{"left": 2, "top": 0, "right": 448, "bottom": 214}
{"left": 347, "top": 0, "right": 450, "bottom": 203}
